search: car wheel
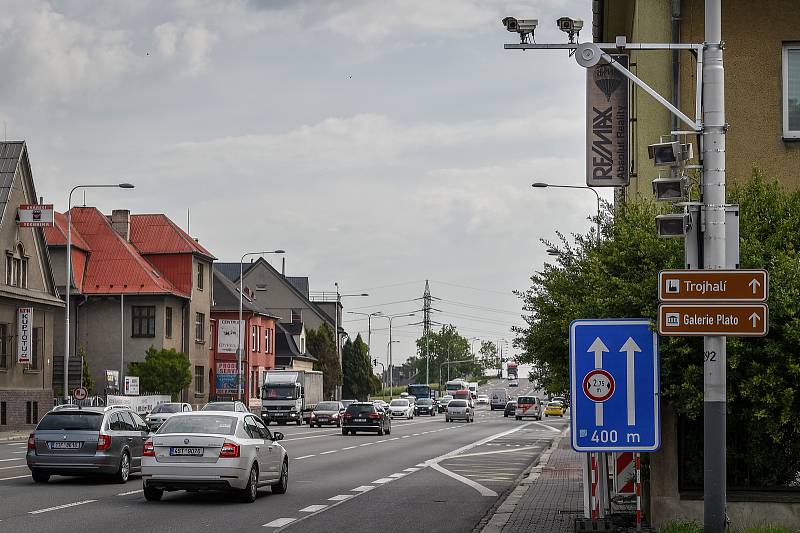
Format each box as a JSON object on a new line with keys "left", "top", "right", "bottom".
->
{"left": 377, "top": 425, "right": 384, "bottom": 436}
{"left": 337, "top": 420, "right": 341, "bottom": 427}
{"left": 504, "top": 413, "right": 508, "bottom": 418}
{"left": 271, "top": 460, "right": 288, "bottom": 494}
{"left": 515, "top": 416, "right": 521, "bottom": 420}
{"left": 31, "top": 470, "right": 50, "bottom": 483}
{"left": 143, "top": 483, "right": 163, "bottom": 502}
{"left": 239, "top": 464, "right": 259, "bottom": 503}
{"left": 296, "top": 419, "right": 302, "bottom": 426}
{"left": 341, "top": 428, "right": 348, "bottom": 436}
{"left": 445, "top": 417, "right": 450, "bottom": 422}
{"left": 114, "top": 451, "right": 131, "bottom": 484}
{"left": 386, "top": 423, "right": 391, "bottom": 435}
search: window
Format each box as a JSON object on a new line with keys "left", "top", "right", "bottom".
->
{"left": 0, "top": 402, "right": 5, "bottom": 425}
{"left": 251, "top": 369, "right": 258, "bottom": 397}
{"left": 30, "top": 327, "right": 40, "bottom": 370}
{"left": 197, "top": 263, "right": 204, "bottom": 291}
{"left": 5, "top": 256, "right": 10, "bottom": 286}
{"left": 25, "top": 401, "right": 38, "bottom": 425}
{"left": 195, "top": 312, "right": 205, "bottom": 342}
{"left": 5, "top": 244, "right": 28, "bottom": 288}
{"left": 194, "top": 365, "right": 204, "bottom": 394}
{"left": 783, "top": 44, "right": 800, "bottom": 139}
{"left": 165, "top": 307, "right": 173, "bottom": 338}
{"left": 132, "top": 306, "right": 156, "bottom": 337}
{"left": 291, "top": 309, "right": 301, "bottom": 322}
{"left": 251, "top": 325, "right": 257, "bottom": 352}
{"left": 264, "top": 328, "right": 271, "bottom": 354}
{"left": 300, "top": 337, "right": 305, "bottom": 353}
{"left": 0, "top": 324, "right": 7, "bottom": 369}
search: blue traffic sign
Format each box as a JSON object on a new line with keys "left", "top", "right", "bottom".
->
{"left": 569, "top": 319, "right": 660, "bottom": 452}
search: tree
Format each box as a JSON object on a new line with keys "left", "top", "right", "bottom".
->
{"left": 408, "top": 325, "right": 480, "bottom": 385}
{"left": 478, "top": 341, "right": 499, "bottom": 374}
{"left": 308, "top": 323, "right": 341, "bottom": 400}
{"left": 342, "top": 334, "right": 375, "bottom": 400}
{"left": 126, "top": 347, "right": 191, "bottom": 401}
{"left": 77, "top": 346, "right": 94, "bottom": 393}
{"left": 514, "top": 171, "right": 800, "bottom": 488}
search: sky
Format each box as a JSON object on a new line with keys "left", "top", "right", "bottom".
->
{"left": 0, "top": 0, "right": 609, "bottom": 374}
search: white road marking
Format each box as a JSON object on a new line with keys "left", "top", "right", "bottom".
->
{"left": 117, "top": 489, "right": 143, "bottom": 496}
{"left": 412, "top": 433, "right": 420, "bottom": 436}
{"left": 359, "top": 442, "right": 373, "bottom": 447}
{"left": 282, "top": 434, "right": 339, "bottom": 442}
{"left": 401, "top": 435, "right": 410, "bottom": 439}
{"left": 263, "top": 518, "right": 296, "bottom": 528}
{"left": 0, "top": 458, "right": 23, "bottom": 462}
{"left": 389, "top": 437, "right": 399, "bottom": 441}
{"left": 299, "top": 505, "right": 327, "bottom": 513}
{"left": 295, "top": 454, "right": 315, "bottom": 460}
{"left": 430, "top": 462, "right": 497, "bottom": 497}
{"left": 0, "top": 475, "right": 29, "bottom": 482}
{"left": 376, "top": 439, "right": 387, "bottom": 443}
{"left": 403, "top": 467, "right": 420, "bottom": 472}
{"left": 341, "top": 446, "right": 357, "bottom": 450}
{"left": 388, "top": 473, "right": 406, "bottom": 478}
{"left": 29, "top": 500, "right": 97, "bottom": 514}
{"left": 531, "top": 422, "right": 562, "bottom": 433}
{"left": 372, "top": 478, "right": 393, "bottom": 484}
{"left": 415, "top": 463, "right": 426, "bottom": 467}
{"left": 12, "top": 451, "right": 26, "bottom": 454}
{"left": 319, "top": 450, "right": 337, "bottom": 455}
{"left": 0, "top": 464, "right": 26, "bottom": 470}
{"left": 328, "top": 494, "right": 352, "bottom": 501}
{"left": 351, "top": 485, "right": 374, "bottom": 492}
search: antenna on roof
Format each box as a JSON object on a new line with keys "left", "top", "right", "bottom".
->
{"left": 82, "top": 190, "right": 86, "bottom": 206}
{"left": 187, "top": 208, "right": 190, "bottom": 233}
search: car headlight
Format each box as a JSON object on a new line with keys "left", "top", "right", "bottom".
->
{"left": 332, "top": 413, "right": 338, "bottom": 419}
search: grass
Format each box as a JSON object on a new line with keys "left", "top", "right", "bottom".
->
{"left": 659, "top": 521, "right": 798, "bottom": 533}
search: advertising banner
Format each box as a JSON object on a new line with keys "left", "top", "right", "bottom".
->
{"left": 18, "top": 204, "right": 54, "bottom": 227}
{"left": 216, "top": 361, "right": 238, "bottom": 393}
{"left": 217, "top": 320, "right": 242, "bottom": 353}
{"left": 17, "top": 307, "right": 32, "bottom": 364}
{"left": 124, "top": 376, "right": 140, "bottom": 395}
{"left": 586, "top": 55, "right": 629, "bottom": 187}
{"left": 106, "top": 370, "right": 120, "bottom": 390}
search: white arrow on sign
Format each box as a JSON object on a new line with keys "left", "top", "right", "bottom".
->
{"left": 749, "top": 312, "right": 761, "bottom": 327}
{"left": 749, "top": 278, "right": 761, "bottom": 294}
{"left": 587, "top": 337, "right": 609, "bottom": 425}
{"left": 619, "top": 337, "right": 641, "bottom": 426}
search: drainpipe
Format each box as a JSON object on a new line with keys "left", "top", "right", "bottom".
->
{"left": 671, "top": 0, "right": 681, "bottom": 136}
{"left": 181, "top": 299, "right": 188, "bottom": 402}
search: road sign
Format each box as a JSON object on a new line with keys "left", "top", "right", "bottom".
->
{"left": 659, "top": 269, "right": 768, "bottom": 302}
{"left": 73, "top": 387, "right": 88, "bottom": 401}
{"left": 658, "top": 303, "right": 768, "bottom": 336}
{"left": 570, "top": 319, "right": 659, "bottom": 452}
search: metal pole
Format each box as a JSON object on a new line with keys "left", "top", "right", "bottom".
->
{"left": 335, "top": 283, "right": 340, "bottom": 401}
{"left": 388, "top": 316, "right": 393, "bottom": 394}
{"left": 425, "top": 334, "right": 430, "bottom": 387}
{"left": 238, "top": 258, "right": 244, "bottom": 402}
{"left": 64, "top": 194, "right": 74, "bottom": 402}
{"left": 703, "top": 1, "right": 727, "bottom": 530}
{"left": 120, "top": 293, "right": 124, "bottom": 383}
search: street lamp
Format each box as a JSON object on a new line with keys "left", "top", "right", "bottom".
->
{"left": 64, "top": 183, "right": 134, "bottom": 402}
{"left": 532, "top": 182, "right": 601, "bottom": 243}
{"left": 346, "top": 311, "right": 382, "bottom": 357}
{"left": 373, "top": 312, "right": 415, "bottom": 395}
{"left": 334, "top": 283, "right": 369, "bottom": 400}
{"left": 238, "top": 250, "right": 285, "bottom": 402}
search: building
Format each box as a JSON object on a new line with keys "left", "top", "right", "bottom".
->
{"left": 594, "top": 0, "right": 800, "bottom": 199}
{"left": 0, "top": 141, "right": 64, "bottom": 430}
{"left": 45, "top": 208, "right": 215, "bottom": 404}
{"left": 209, "top": 268, "right": 278, "bottom": 409}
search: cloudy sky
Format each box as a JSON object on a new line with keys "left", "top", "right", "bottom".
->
{"left": 1, "top": 0, "right": 608, "bottom": 371}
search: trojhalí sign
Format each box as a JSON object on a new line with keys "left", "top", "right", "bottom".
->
{"left": 586, "top": 55, "right": 629, "bottom": 187}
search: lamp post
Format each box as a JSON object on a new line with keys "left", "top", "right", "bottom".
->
{"left": 64, "top": 183, "right": 134, "bottom": 402}
{"left": 334, "top": 283, "right": 369, "bottom": 400}
{"left": 532, "top": 182, "right": 601, "bottom": 243}
{"left": 346, "top": 311, "right": 382, "bottom": 357}
{"left": 238, "top": 250, "right": 285, "bottom": 402}
{"left": 373, "top": 312, "right": 415, "bottom": 395}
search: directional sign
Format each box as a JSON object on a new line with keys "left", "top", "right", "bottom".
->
{"left": 659, "top": 269, "right": 768, "bottom": 302}
{"left": 570, "top": 319, "right": 660, "bottom": 452}
{"left": 658, "top": 303, "right": 768, "bottom": 336}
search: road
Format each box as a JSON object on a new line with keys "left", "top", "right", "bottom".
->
{"left": 0, "top": 379, "right": 567, "bottom": 532}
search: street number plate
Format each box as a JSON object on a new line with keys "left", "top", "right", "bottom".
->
{"left": 50, "top": 441, "right": 80, "bottom": 449}
{"left": 170, "top": 447, "right": 203, "bottom": 456}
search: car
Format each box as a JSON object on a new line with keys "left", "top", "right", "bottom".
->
{"left": 552, "top": 396, "right": 568, "bottom": 409}
{"left": 515, "top": 396, "right": 543, "bottom": 420}
{"left": 310, "top": 401, "right": 344, "bottom": 427}
{"left": 477, "top": 394, "right": 489, "bottom": 405}
{"left": 508, "top": 379, "right": 519, "bottom": 388}
{"left": 145, "top": 403, "right": 192, "bottom": 431}
{"left": 340, "top": 400, "right": 357, "bottom": 410}
{"left": 372, "top": 400, "right": 390, "bottom": 412}
{"left": 388, "top": 399, "right": 414, "bottom": 419}
{"left": 341, "top": 402, "right": 391, "bottom": 436}
{"left": 544, "top": 402, "right": 565, "bottom": 418}
{"left": 437, "top": 395, "right": 453, "bottom": 413}
{"left": 27, "top": 405, "right": 149, "bottom": 484}
{"left": 141, "top": 411, "right": 287, "bottom": 502}
{"left": 446, "top": 399, "right": 473, "bottom": 423}
{"left": 201, "top": 401, "right": 249, "bottom": 413}
{"left": 414, "top": 398, "right": 436, "bottom": 416}
{"left": 504, "top": 401, "right": 517, "bottom": 418}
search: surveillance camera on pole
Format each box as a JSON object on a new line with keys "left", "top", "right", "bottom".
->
{"left": 652, "top": 176, "right": 687, "bottom": 201}
{"left": 501, "top": 17, "right": 537, "bottom": 44}
{"left": 647, "top": 141, "right": 693, "bottom": 166}
{"left": 556, "top": 17, "right": 583, "bottom": 43}
{"left": 656, "top": 213, "right": 690, "bottom": 238}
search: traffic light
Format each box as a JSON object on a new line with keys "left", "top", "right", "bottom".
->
{"left": 373, "top": 358, "right": 377, "bottom": 367}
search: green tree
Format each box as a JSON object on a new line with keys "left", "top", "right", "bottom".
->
{"left": 308, "top": 323, "right": 341, "bottom": 400}
{"left": 342, "top": 334, "right": 374, "bottom": 400}
{"left": 126, "top": 347, "right": 191, "bottom": 400}
{"left": 478, "top": 340, "right": 499, "bottom": 374}
{"left": 408, "top": 325, "right": 480, "bottom": 385}
{"left": 77, "top": 346, "right": 94, "bottom": 393}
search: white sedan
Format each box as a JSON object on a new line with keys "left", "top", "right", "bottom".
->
{"left": 388, "top": 399, "right": 414, "bottom": 419}
{"left": 141, "top": 412, "right": 288, "bottom": 503}
{"left": 476, "top": 394, "right": 489, "bottom": 405}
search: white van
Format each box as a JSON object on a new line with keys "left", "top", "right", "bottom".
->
{"left": 489, "top": 388, "right": 508, "bottom": 411}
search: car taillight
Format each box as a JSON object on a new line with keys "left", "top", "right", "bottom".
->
{"left": 310, "top": 413, "right": 316, "bottom": 419}
{"left": 343, "top": 412, "right": 353, "bottom": 419}
{"left": 27, "top": 434, "right": 35, "bottom": 450}
{"left": 143, "top": 439, "right": 155, "bottom": 457}
{"left": 368, "top": 413, "right": 381, "bottom": 420}
{"left": 96, "top": 434, "right": 111, "bottom": 451}
{"left": 332, "top": 413, "right": 339, "bottom": 419}
{"left": 219, "top": 441, "right": 240, "bottom": 458}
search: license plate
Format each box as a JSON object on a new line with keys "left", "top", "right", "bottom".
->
{"left": 354, "top": 418, "right": 366, "bottom": 423}
{"left": 50, "top": 441, "right": 80, "bottom": 449}
{"left": 170, "top": 447, "right": 203, "bottom": 456}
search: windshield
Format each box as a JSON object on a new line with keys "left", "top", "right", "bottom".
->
{"left": 389, "top": 400, "right": 409, "bottom": 407}
{"left": 262, "top": 384, "right": 298, "bottom": 400}
{"left": 518, "top": 397, "right": 534, "bottom": 405}
{"left": 316, "top": 402, "right": 340, "bottom": 411}
{"left": 346, "top": 404, "right": 375, "bottom": 415}
{"left": 417, "top": 399, "right": 432, "bottom": 405}
{"left": 445, "top": 383, "right": 463, "bottom": 391}
{"left": 159, "top": 415, "right": 237, "bottom": 435}
{"left": 37, "top": 412, "right": 103, "bottom": 431}
{"left": 201, "top": 403, "right": 235, "bottom": 411}
{"left": 151, "top": 403, "right": 182, "bottom": 414}
{"left": 449, "top": 400, "right": 467, "bottom": 407}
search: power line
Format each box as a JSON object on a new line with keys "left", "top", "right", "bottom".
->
{"left": 347, "top": 298, "right": 419, "bottom": 311}
{"left": 437, "top": 299, "right": 522, "bottom": 316}
{"left": 430, "top": 279, "right": 518, "bottom": 297}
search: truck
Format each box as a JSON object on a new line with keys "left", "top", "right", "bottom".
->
{"left": 260, "top": 370, "right": 323, "bottom": 426}
{"left": 507, "top": 361, "right": 518, "bottom": 380}
{"left": 407, "top": 383, "right": 432, "bottom": 399}
{"left": 489, "top": 388, "right": 509, "bottom": 411}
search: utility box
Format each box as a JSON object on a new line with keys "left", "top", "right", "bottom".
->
{"left": 684, "top": 204, "right": 739, "bottom": 269}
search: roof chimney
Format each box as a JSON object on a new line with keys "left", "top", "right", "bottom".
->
{"left": 111, "top": 209, "right": 130, "bottom": 241}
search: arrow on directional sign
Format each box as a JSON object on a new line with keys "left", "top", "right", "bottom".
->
{"left": 587, "top": 337, "right": 609, "bottom": 425}
{"left": 620, "top": 337, "right": 641, "bottom": 426}
{"left": 749, "top": 278, "right": 761, "bottom": 294}
{"left": 749, "top": 312, "right": 761, "bottom": 327}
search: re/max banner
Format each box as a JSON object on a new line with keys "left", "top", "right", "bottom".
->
{"left": 586, "top": 55, "right": 629, "bottom": 187}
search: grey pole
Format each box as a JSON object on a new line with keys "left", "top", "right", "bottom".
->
{"left": 531, "top": 183, "right": 601, "bottom": 243}
{"left": 120, "top": 293, "right": 124, "bottom": 385}
{"left": 388, "top": 315, "right": 393, "bottom": 393}
{"left": 702, "top": 0, "right": 727, "bottom": 530}
{"left": 335, "top": 283, "right": 340, "bottom": 400}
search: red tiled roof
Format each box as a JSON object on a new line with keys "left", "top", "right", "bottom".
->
{"left": 129, "top": 214, "right": 215, "bottom": 259}
{"left": 44, "top": 211, "right": 91, "bottom": 251}
{"left": 67, "top": 207, "right": 187, "bottom": 296}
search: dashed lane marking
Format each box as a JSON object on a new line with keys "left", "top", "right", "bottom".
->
{"left": 328, "top": 494, "right": 352, "bottom": 501}
{"left": 29, "top": 500, "right": 97, "bottom": 514}
{"left": 299, "top": 505, "right": 327, "bottom": 513}
{"left": 341, "top": 446, "right": 357, "bottom": 450}
{"left": 0, "top": 475, "right": 29, "bottom": 482}
{"left": 117, "top": 489, "right": 143, "bottom": 496}
{"left": 0, "top": 464, "right": 26, "bottom": 470}
{"left": 400, "top": 436, "right": 410, "bottom": 439}
{"left": 372, "top": 478, "right": 393, "bottom": 484}
{"left": 294, "top": 454, "right": 315, "bottom": 460}
{"left": 403, "top": 467, "right": 420, "bottom": 472}
{"left": 351, "top": 485, "right": 374, "bottom": 492}
{"left": 389, "top": 437, "right": 399, "bottom": 441}
{"left": 388, "top": 473, "right": 406, "bottom": 478}
{"left": 319, "top": 450, "right": 337, "bottom": 455}
{"left": 0, "top": 458, "right": 24, "bottom": 462}
{"left": 263, "top": 518, "right": 296, "bottom": 528}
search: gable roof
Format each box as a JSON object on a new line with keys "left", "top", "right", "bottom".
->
{"left": 45, "top": 211, "right": 91, "bottom": 251}
{"left": 0, "top": 142, "right": 24, "bottom": 222}
{"left": 129, "top": 214, "right": 215, "bottom": 259}
{"left": 286, "top": 276, "right": 309, "bottom": 298}
{"left": 212, "top": 268, "right": 279, "bottom": 317}
{"left": 275, "top": 322, "right": 317, "bottom": 365}
{"left": 215, "top": 261, "right": 257, "bottom": 283}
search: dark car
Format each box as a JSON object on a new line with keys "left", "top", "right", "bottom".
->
{"left": 342, "top": 402, "right": 391, "bottom": 436}
{"left": 504, "top": 400, "right": 517, "bottom": 418}
{"left": 414, "top": 398, "right": 436, "bottom": 416}
{"left": 310, "top": 401, "right": 345, "bottom": 427}
{"left": 437, "top": 396, "right": 453, "bottom": 413}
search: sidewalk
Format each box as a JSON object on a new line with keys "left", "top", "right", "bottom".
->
{"left": 482, "top": 429, "right": 584, "bottom": 533}
{"left": 0, "top": 430, "right": 29, "bottom": 442}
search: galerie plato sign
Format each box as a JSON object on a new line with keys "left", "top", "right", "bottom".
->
{"left": 586, "top": 54, "right": 629, "bottom": 187}
{"left": 658, "top": 303, "right": 768, "bottom": 337}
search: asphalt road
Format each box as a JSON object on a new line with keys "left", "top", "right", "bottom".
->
{"left": 0, "top": 378, "right": 568, "bottom": 533}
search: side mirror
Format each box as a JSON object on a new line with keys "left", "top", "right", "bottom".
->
{"left": 273, "top": 431, "right": 284, "bottom": 441}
